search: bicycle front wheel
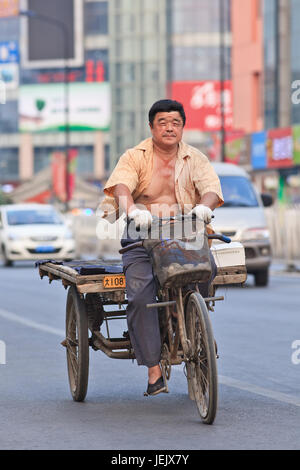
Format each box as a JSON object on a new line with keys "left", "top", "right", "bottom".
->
{"left": 185, "top": 292, "right": 218, "bottom": 424}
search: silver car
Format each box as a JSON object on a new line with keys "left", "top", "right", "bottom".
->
{"left": 212, "top": 163, "right": 273, "bottom": 287}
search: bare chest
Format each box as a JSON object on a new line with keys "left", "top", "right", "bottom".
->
{"left": 144, "top": 158, "right": 175, "bottom": 197}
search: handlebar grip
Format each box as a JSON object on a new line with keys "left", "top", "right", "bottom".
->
{"left": 219, "top": 235, "right": 231, "bottom": 243}
{"left": 208, "top": 234, "right": 231, "bottom": 243}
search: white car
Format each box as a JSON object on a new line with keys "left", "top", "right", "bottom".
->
{"left": 0, "top": 204, "right": 76, "bottom": 266}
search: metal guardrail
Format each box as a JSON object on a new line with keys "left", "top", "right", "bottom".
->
{"left": 265, "top": 204, "right": 300, "bottom": 265}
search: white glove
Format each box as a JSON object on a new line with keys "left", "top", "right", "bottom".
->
{"left": 128, "top": 208, "right": 153, "bottom": 230}
{"left": 190, "top": 204, "right": 213, "bottom": 223}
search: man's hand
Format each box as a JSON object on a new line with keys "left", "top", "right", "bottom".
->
{"left": 128, "top": 208, "right": 153, "bottom": 230}
{"left": 189, "top": 204, "right": 213, "bottom": 223}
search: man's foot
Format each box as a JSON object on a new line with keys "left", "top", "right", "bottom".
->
{"left": 148, "top": 364, "right": 162, "bottom": 384}
{"left": 144, "top": 376, "right": 167, "bottom": 396}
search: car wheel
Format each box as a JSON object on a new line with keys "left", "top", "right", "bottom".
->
{"left": 1, "top": 245, "right": 13, "bottom": 267}
{"left": 254, "top": 269, "right": 269, "bottom": 287}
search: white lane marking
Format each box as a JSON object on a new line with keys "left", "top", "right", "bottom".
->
{"left": 0, "top": 307, "right": 64, "bottom": 337}
{"left": 218, "top": 375, "right": 300, "bottom": 407}
{"left": 1, "top": 306, "right": 300, "bottom": 407}
{"left": 172, "top": 366, "right": 300, "bottom": 407}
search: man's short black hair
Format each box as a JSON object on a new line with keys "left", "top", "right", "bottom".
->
{"left": 148, "top": 99, "right": 186, "bottom": 126}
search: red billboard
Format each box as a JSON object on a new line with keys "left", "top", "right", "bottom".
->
{"left": 266, "top": 128, "right": 293, "bottom": 169}
{"left": 52, "top": 150, "right": 77, "bottom": 202}
{"left": 171, "top": 81, "right": 233, "bottom": 132}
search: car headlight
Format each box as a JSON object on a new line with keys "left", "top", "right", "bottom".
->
{"left": 241, "top": 228, "right": 270, "bottom": 241}
{"left": 8, "top": 233, "right": 21, "bottom": 241}
{"left": 64, "top": 230, "right": 74, "bottom": 240}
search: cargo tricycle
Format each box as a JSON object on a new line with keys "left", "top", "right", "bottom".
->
{"left": 37, "top": 215, "right": 246, "bottom": 425}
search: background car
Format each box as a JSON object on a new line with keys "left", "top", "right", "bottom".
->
{"left": 212, "top": 163, "right": 273, "bottom": 287}
{"left": 0, "top": 203, "right": 76, "bottom": 266}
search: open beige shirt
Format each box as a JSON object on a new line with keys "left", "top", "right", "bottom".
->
{"left": 99, "top": 137, "right": 224, "bottom": 222}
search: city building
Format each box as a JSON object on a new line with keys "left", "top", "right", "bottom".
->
{"left": 0, "top": 0, "right": 110, "bottom": 186}
{"left": 0, "top": 0, "right": 299, "bottom": 204}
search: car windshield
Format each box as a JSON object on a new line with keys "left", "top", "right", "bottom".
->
{"left": 219, "top": 176, "right": 259, "bottom": 207}
{"left": 6, "top": 209, "right": 63, "bottom": 225}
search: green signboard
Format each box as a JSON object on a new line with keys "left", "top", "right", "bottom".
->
{"left": 19, "top": 82, "right": 111, "bottom": 132}
{"left": 293, "top": 125, "right": 300, "bottom": 164}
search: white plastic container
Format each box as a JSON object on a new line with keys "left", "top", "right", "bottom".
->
{"left": 211, "top": 241, "right": 245, "bottom": 268}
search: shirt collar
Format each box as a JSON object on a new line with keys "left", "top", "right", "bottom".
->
{"left": 135, "top": 137, "right": 191, "bottom": 159}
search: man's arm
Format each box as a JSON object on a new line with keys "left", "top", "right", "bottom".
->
{"left": 113, "top": 183, "right": 137, "bottom": 215}
{"left": 113, "top": 183, "right": 152, "bottom": 229}
{"left": 199, "top": 191, "right": 220, "bottom": 211}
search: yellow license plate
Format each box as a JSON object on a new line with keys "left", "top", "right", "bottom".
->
{"left": 103, "top": 275, "right": 126, "bottom": 289}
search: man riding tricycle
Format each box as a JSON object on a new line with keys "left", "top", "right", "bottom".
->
{"left": 37, "top": 99, "right": 246, "bottom": 425}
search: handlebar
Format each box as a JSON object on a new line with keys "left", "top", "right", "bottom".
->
{"left": 119, "top": 214, "right": 231, "bottom": 254}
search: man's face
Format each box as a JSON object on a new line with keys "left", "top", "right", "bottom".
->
{"left": 149, "top": 111, "right": 184, "bottom": 147}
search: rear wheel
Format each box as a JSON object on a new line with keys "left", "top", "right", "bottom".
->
{"left": 65, "top": 285, "right": 89, "bottom": 402}
{"left": 254, "top": 268, "right": 269, "bottom": 287}
{"left": 185, "top": 292, "right": 218, "bottom": 424}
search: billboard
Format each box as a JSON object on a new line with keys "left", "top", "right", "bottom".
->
{"left": 292, "top": 125, "right": 300, "bottom": 165}
{"left": 0, "top": 40, "right": 19, "bottom": 90}
{"left": 224, "top": 130, "right": 250, "bottom": 165}
{"left": 21, "top": 0, "right": 83, "bottom": 68}
{"left": 0, "top": 41, "right": 19, "bottom": 63}
{"left": 171, "top": 81, "right": 233, "bottom": 132}
{"left": 52, "top": 150, "right": 77, "bottom": 202}
{"left": 19, "top": 82, "right": 111, "bottom": 132}
{"left": 266, "top": 128, "right": 293, "bottom": 169}
{"left": 0, "top": 63, "right": 19, "bottom": 89}
{"left": 0, "top": 0, "right": 19, "bottom": 17}
{"left": 251, "top": 131, "right": 267, "bottom": 169}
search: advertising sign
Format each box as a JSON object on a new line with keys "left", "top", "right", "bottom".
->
{"left": 224, "top": 130, "right": 246, "bottom": 165}
{"left": 267, "top": 128, "right": 293, "bottom": 169}
{"left": 0, "top": 63, "right": 18, "bottom": 89}
{"left": 52, "top": 150, "right": 77, "bottom": 202}
{"left": 21, "top": 0, "right": 83, "bottom": 69}
{"left": 251, "top": 131, "right": 267, "bottom": 169}
{"left": 292, "top": 125, "right": 300, "bottom": 165}
{"left": 19, "top": 82, "right": 111, "bottom": 132}
{"left": 171, "top": 80, "right": 233, "bottom": 132}
{"left": 0, "top": 0, "right": 19, "bottom": 17}
{"left": 0, "top": 41, "right": 19, "bottom": 63}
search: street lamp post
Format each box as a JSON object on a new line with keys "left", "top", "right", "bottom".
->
{"left": 219, "top": 0, "right": 226, "bottom": 162}
{"left": 19, "top": 10, "right": 70, "bottom": 212}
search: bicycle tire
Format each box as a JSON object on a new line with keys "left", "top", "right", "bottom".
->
{"left": 65, "top": 285, "right": 89, "bottom": 402}
{"left": 185, "top": 292, "right": 218, "bottom": 424}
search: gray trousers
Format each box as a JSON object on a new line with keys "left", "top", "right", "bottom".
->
{"left": 121, "top": 236, "right": 217, "bottom": 367}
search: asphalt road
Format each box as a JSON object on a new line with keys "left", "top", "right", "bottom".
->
{"left": 0, "top": 261, "right": 299, "bottom": 450}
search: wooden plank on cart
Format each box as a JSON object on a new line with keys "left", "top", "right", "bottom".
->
{"left": 38, "top": 262, "right": 126, "bottom": 294}
{"left": 213, "top": 265, "right": 247, "bottom": 285}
